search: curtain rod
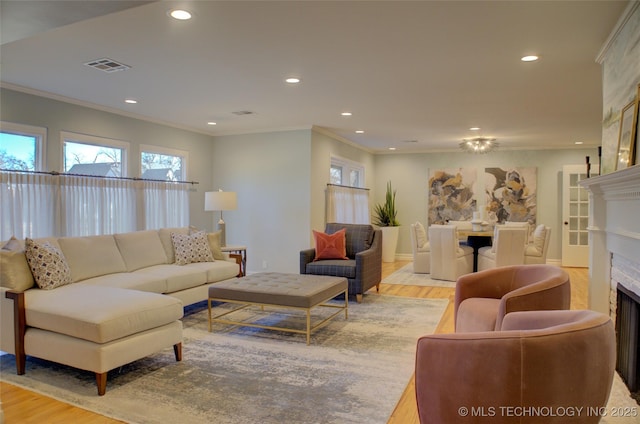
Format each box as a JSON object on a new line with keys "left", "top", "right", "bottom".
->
{"left": 327, "top": 183, "right": 370, "bottom": 191}
{"left": 0, "top": 169, "right": 199, "bottom": 185}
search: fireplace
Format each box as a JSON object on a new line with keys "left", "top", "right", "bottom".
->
{"left": 580, "top": 165, "right": 640, "bottom": 396}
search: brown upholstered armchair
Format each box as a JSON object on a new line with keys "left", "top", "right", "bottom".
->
{"left": 415, "top": 310, "right": 616, "bottom": 424}
{"left": 300, "top": 223, "right": 382, "bottom": 302}
{"left": 455, "top": 264, "right": 570, "bottom": 332}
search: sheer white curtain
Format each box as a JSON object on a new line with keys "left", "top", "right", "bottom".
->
{"left": 0, "top": 172, "right": 58, "bottom": 240}
{"left": 143, "top": 180, "right": 190, "bottom": 229}
{"left": 0, "top": 171, "right": 191, "bottom": 240}
{"left": 326, "top": 184, "right": 370, "bottom": 224}
{"left": 59, "top": 175, "right": 137, "bottom": 236}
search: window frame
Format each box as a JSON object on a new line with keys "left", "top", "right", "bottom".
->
{"left": 330, "top": 156, "right": 365, "bottom": 188}
{"left": 60, "top": 131, "right": 130, "bottom": 176}
{"left": 140, "top": 144, "right": 189, "bottom": 181}
{"left": 0, "top": 121, "right": 46, "bottom": 171}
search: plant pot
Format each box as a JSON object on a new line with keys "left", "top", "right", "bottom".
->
{"left": 380, "top": 226, "right": 400, "bottom": 263}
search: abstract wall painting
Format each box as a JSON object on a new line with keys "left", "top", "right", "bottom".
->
{"left": 485, "top": 167, "right": 537, "bottom": 226}
{"left": 428, "top": 168, "right": 477, "bottom": 225}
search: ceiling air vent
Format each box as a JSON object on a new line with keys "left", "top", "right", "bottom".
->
{"left": 84, "top": 58, "right": 131, "bottom": 73}
{"left": 231, "top": 110, "right": 254, "bottom": 116}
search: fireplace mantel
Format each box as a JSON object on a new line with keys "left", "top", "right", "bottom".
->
{"left": 580, "top": 165, "right": 640, "bottom": 314}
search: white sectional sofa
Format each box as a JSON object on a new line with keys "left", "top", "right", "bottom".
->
{"left": 0, "top": 227, "right": 240, "bottom": 395}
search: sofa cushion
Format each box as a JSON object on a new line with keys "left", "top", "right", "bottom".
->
{"left": 24, "top": 238, "right": 72, "bottom": 290}
{"left": 182, "top": 260, "right": 240, "bottom": 283}
{"left": 313, "top": 228, "right": 348, "bottom": 261}
{"left": 158, "top": 227, "right": 189, "bottom": 264}
{"left": 78, "top": 272, "right": 168, "bottom": 293}
{"left": 305, "top": 259, "right": 356, "bottom": 280}
{"left": 1, "top": 237, "right": 35, "bottom": 291}
{"left": 114, "top": 230, "right": 168, "bottom": 271}
{"left": 325, "top": 223, "right": 374, "bottom": 258}
{"left": 58, "top": 235, "right": 127, "bottom": 283}
{"left": 171, "top": 231, "right": 214, "bottom": 265}
{"left": 456, "top": 297, "right": 501, "bottom": 332}
{"left": 134, "top": 264, "right": 208, "bottom": 293}
{"left": 24, "top": 285, "right": 183, "bottom": 344}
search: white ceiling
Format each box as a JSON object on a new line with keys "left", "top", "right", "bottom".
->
{"left": 0, "top": 1, "right": 630, "bottom": 153}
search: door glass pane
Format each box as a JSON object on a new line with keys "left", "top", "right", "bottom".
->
{"left": 570, "top": 187, "right": 578, "bottom": 201}
{"left": 570, "top": 232, "right": 578, "bottom": 245}
{"left": 579, "top": 232, "right": 589, "bottom": 245}
{"left": 570, "top": 174, "right": 579, "bottom": 186}
{"left": 570, "top": 203, "right": 578, "bottom": 216}
{"left": 570, "top": 217, "right": 578, "bottom": 231}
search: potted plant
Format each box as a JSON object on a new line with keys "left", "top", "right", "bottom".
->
{"left": 373, "top": 181, "right": 400, "bottom": 262}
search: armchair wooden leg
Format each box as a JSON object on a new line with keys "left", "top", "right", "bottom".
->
{"left": 96, "top": 372, "right": 107, "bottom": 396}
{"left": 356, "top": 294, "right": 363, "bottom": 303}
{"left": 376, "top": 283, "right": 380, "bottom": 292}
{"left": 173, "top": 342, "right": 183, "bottom": 361}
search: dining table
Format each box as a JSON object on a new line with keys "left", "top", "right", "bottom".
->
{"left": 457, "top": 229, "right": 493, "bottom": 272}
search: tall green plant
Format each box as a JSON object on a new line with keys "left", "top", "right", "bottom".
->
{"left": 373, "top": 181, "right": 400, "bottom": 226}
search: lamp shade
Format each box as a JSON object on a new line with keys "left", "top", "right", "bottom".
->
{"left": 205, "top": 191, "right": 237, "bottom": 211}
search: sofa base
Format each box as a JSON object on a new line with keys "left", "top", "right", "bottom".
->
{"left": 22, "top": 320, "right": 183, "bottom": 395}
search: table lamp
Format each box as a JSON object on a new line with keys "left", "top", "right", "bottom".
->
{"left": 205, "top": 190, "right": 237, "bottom": 246}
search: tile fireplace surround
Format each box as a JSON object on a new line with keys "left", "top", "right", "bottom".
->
{"left": 581, "top": 165, "right": 640, "bottom": 392}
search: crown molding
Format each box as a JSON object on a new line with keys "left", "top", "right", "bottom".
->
{"left": 596, "top": 1, "right": 640, "bottom": 64}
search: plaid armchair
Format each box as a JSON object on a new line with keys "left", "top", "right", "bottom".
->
{"left": 300, "top": 223, "right": 382, "bottom": 303}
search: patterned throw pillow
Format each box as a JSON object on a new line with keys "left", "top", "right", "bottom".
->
{"left": 313, "top": 228, "right": 348, "bottom": 261}
{"left": 24, "top": 238, "right": 72, "bottom": 290}
{"left": 171, "top": 231, "right": 214, "bottom": 265}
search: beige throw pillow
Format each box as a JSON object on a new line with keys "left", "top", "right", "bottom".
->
{"left": 207, "top": 231, "right": 226, "bottom": 260}
{"left": 24, "top": 238, "right": 72, "bottom": 290}
{"left": 171, "top": 231, "right": 214, "bottom": 265}
{"left": 414, "top": 222, "right": 427, "bottom": 248}
{"left": 0, "top": 237, "right": 35, "bottom": 291}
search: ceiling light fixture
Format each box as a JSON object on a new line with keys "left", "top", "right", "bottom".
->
{"left": 169, "top": 9, "right": 192, "bottom": 20}
{"left": 460, "top": 137, "right": 498, "bottom": 154}
{"left": 285, "top": 77, "right": 301, "bottom": 84}
{"left": 124, "top": 99, "right": 137, "bottom": 104}
{"left": 388, "top": 147, "right": 397, "bottom": 151}
{"left": 469, "top": 127, "right": 481, "bottom": 131}
{"left": 521, "top": 55, "right": 539, "bottom": 62}
{"left": 355, "top": 130, "right": 364, "bottom": 134}
{"left": 341, "top": 112, "right": 352, "bottom": 116}
{"left": 207, "top": 122, "right": 217, "bottom": 126}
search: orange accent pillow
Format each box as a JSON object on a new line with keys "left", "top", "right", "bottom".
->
{"left": 313, "top": 228, "right": 348, "bottom": 261}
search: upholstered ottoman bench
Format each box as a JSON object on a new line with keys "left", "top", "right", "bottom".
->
{"left": 207, "top": 273, "right": 348, "bottom": 344}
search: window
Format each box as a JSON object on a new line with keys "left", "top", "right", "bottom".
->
{"left": 330, "top": 157, "right": 364, "bottom": 188}
{"left": 140, "top": 145, "right": 188, "bottom": 181}
{"left": 327, "top": 157, "right": 369, "bottom": 224}
{"left": 62, "top": 131, "right": 129, "bottom": 177}
{"left": 0, "top": 122, "right": 45, "bottom": 171}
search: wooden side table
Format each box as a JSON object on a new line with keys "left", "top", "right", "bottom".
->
{"left": 221, "top": 245, "right": 246, "bottom": 276}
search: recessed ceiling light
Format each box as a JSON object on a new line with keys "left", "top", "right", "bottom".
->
{"left": 124, "top": 99, "right": 137, "bottom": 104}
{"left": 521, "top": 55, "right": 539, "bottom": 62}
{"left": 169, "top": 9, "right": 192, "bottom": 20}
{"left": 355, "top": 130, "right": 364, "bottom": 134}
{"left": 470, "top": 127, "right": 481, "bottom": 131}
{"left": 575, "top": 141, "right": 583, "bottom": 145}
{"left": 388, "top": 147, "right": 397, "bottom": 151}
{"left": 285, "top": 77, "right": 301, "bottom": 84}
{"left": 341, "top": 112, "right": 352, "bottom": 116}
{"left": 207, "top": 122, "right": 217, "bottom": 126}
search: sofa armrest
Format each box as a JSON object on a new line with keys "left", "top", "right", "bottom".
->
{"left": 354, "top": 229, "right": 382, "bottom": 291}
{"left": 1, "top": 288, "right": 26, "bottom": 374}
{"left": 300, "top": 248, "right": 315, "bottom": 274}
{"left": 415, "top": 332, "right": 523, "bottom": 423}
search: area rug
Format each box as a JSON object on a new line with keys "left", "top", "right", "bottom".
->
{"left": 382, "top": 263, "right": 456, "bottom": 288}
{"left": 0, "top": 295, "right": 447, "bottom": 424}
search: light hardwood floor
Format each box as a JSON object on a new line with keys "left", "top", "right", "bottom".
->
{"left": 1, "top": 263, "right": 588, "bottom": 424}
